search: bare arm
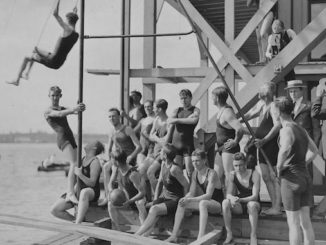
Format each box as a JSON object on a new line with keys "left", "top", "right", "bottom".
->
{"left": 168, "top": 107, "right": 200, "bottom": 125}
{"left": 75, "top": 159, "right": 101, "bottom": 187}
{"left": 154, "top": 164, "right": 164, "bottom": 200}
{"left": 44, "top": 103, "right": 85, "bottom": 118}
{"left": 265, "top": 35, "right": 273, "bottom": 59}
{"left": 238, "top": 170, "right": 261, "bottom": 203}
{"left": 125, "top": 126, "right": 142, "bottom": 162}
{"left": 242, "top": 100, "right": 263, "bottom": 124}
{"left": 53, "top": 0, "right": 72, "bottom": 32}
{"left": 170, "top": 165, "right": 189, "bottom": 196}
{"left": 126, "top": 172, "right": 146, "bottom": 204}
{"left": 305, "top": 131, "right": 319, "bottom": 164}
{"left": 226, "top": 172, "right": 237, "bottom": 200}
{"left": 224, "top": 108, "right": 244, "bottom": 144}
{"left": 185, "top": 171, "right": 197, "bottom": 198}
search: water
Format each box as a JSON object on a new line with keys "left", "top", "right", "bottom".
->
{"left": 0, "top": 143, "right": 70, "bottom": 245}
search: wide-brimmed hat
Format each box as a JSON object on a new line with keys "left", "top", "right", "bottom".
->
{"left": 285, "top": 80, "right": 306, "bottom": 90}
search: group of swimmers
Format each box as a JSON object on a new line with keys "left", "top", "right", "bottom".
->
{"left": 44, "top": 79, "right": 321, "bottom": 245}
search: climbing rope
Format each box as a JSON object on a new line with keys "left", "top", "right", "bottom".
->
{"left": 35, "top": 0, "right": 58, "bottom": 47}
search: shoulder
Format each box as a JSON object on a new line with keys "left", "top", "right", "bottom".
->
{"left": 208, "top": 168, "right": 218, "bottom": 181}
{"left": 170, "top": 164, "right": 182, "bottom": 176}
{"left": 229, "top": 171, "right": 236, "bottom": 180}
{"left": 193, "top": 107, "right": 200, "bottom": 114}
{"left": 125, "top": 126, "right": 134, "bottom": 135}
{"left": 129, "top": 169, "right": 141, "bottom": 180}
{"left": 172, "top": 107, "right": 181, "bottom": 117}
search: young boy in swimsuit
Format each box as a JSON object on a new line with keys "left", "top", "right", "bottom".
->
{"left": 222, "top": 152, "right": 261, "bottom": 245}
{"left": 50, "top": 141, "right": 104, "bottom": 224}
{"left": 108, "top": 149, "right": 147, "bottom": 231}
{"left": 166, "top": 149, "right": 223, "bottom": 243}
{"left": 45, "top": 85, "right": 85, "bottom": 205}
{"left": 135, "top": 144, "right": 189, "bottom": 236}
{"left": 7, "top": 0, "right": 79, "bottom": 86}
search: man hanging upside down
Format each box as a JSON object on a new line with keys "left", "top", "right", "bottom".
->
{"left": 7, "top": 0, "right": 79, "bottom": 86}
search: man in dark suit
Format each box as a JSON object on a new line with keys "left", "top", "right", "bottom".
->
{"left": 285, "top": 80, "right": 321, "bottom": 145}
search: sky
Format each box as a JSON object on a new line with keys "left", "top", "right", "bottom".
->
{"left": 0, "top": 0, "right": 219, "bottom": 134}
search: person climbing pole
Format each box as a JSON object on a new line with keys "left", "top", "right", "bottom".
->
{"left": 7, "top": 0, "right": 79, "bottom": 86}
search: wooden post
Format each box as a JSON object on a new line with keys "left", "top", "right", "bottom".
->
{"left": 120, "top": 0, "right": 131, "bottom": 117}
{"left": 143, "top": 0, "right": 156, "bottom": 102}
{"left": 224, "top": 0, "right": 235, "bottom": 95}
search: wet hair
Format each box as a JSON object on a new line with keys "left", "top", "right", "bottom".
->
{"left": 129, "top": 96, "right": 134, "bottom": 107}
{"left": 111, "top": 149, "right": 127, "bottom": 165}
{"left": 49, "top": 85, "right": 62, "bottom": 95}
{"left": 162, "top": 144, "right": 177, "bottom": 161}
{"left": 94, "top": 141, "right": 105, "bottom": 155}
{"left": 155, "top": 99, "right": 168, "bottom": 111}
{"left": 192, "top": 149, "right": 207, "bottom": 159}
{"left": 259, "top": 82, "right": 276, "bottom": 99}
{"left": 233, "top": 152, "right": 246, "bottom": 162}
{"left": 212, "top": 86, "right": 228, "bottom": 105}
{"left": 66, "top": 12, "right": 79, "bottom": 25}
{"left": 274, "top": 96, "right": 294, "bottom": 115}
{"left": 108, "top": 107, "right": 120, "bottom": 116}
{"left": 179, "top": 89, "right": 192, "bottom": 98}
{"left": 130, "top": 90, "right": 142, "bottom": 99}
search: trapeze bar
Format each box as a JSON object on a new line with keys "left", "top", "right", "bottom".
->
{"left": 84, "top": 30, "right": 194, "bottom": 39}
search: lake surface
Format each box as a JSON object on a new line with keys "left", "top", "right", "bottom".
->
{"left": 0, "top": 143, "right": 72, "bottom": 244}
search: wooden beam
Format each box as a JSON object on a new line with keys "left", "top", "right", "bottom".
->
{"left": 180, "top": 0, "right": 253, "bottom": 83}
{"left": 192, "top": 71, "right": 217, "bottom": 104}
{"left": 188, "top": 229, "right": 222, "bottom": 245}
{"left": 203, "top": 8, "right": 326, "bottom": 133}
{"left": 0, "top": 214, "right": 174, "bottom": 245}
{"left": 143, "top": 0, "right": 157, "bottom": 102}
{"left": 156, "top": 0, "right": 165, "bottom": 22}
{"left": 187, "top": 0, "right": 278, "bottom": 104}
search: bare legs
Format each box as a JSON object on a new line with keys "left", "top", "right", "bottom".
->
{"left": 7, "top": 56, "right": 33, "bottom": 86}
{"left": 75, "top": 188, "right": 95, "bottom": 223}
{"left": 147, "top": 159, "right": 160, "bottom": 195}
{"left": 50, "top": 198, "right": 75, "bottom": 222}
{"left": 260, "top": 164, "right": 281, "bottom": 215}
{"left": 215, "top": 152, "right": 234, "bottom": 189}
{"left": 222, "top": 200, "right": 260, "bottom": 245}
{"left": 256, "top": 11, "right": 273, "bottom": 63}
{"left": 98, "top": 160, "right": 113, "bottom": 206}
{"left": 135, "top": 203, "right": 167, "bottom": 236}
{"left": 166, "top": 200, "right": 221, "bottom": 242}
{"left": 286, "top": 207, "right": 315, "bottom": 245}
{"left": 63, "top": 144, "right": 78, "bottom": 204}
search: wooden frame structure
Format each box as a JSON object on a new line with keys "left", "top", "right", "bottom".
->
{"left": 87, "top": 0, "right": 326, "bottom": 187}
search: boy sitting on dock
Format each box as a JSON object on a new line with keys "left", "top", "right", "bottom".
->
{"left": 50, "top": 141, "right": 104, "bottom": 224}
{"left": 108, "top": 149, "right": 147, "bottom": 231}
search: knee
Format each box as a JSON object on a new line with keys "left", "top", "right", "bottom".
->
{"left": 222, "top": 199, "right": 231, "bottom": 211}
{"left": 149, "top": 205, "right": 160, "bottom": 216}
{"left": 147, "top": 167, "right": 155, "bottom": 179}
{"left": 79, "top": 190, "right": 90, "bottom": 202}
{"left": 103, "top": 161, "right": 112, "bottom": 173}
{"left": 199, "top": 200, "right": 209, "bottom": 212}
{"left": 50, "top": 204, "right": 62, "bottom": 217}
{"left": 261, "top": 171, "right": 271, "bottom": 183}
{"left": 247, "top": 202, "right": 259, "bottom": 214}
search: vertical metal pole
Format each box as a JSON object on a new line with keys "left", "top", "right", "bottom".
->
{"left": 77, "top": 0, "right": 85, "bottom": 170}
{"left": 120, "top": 0, "right": 125, "bottom": 111}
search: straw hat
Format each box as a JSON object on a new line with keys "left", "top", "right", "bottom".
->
{"left": 284, "top": 80, "right": 306, "bottom": 90}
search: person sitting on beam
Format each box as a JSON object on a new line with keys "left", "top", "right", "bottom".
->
{"left": 7, "top": 0, "right": 79, "bottom": 86}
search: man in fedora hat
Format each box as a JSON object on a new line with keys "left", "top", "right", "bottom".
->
{"left": 285, "top": 80, "right": 320, "bottom": 145}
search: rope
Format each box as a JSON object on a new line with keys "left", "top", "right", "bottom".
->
{"left": 35, "top": 0, "right": 58, "bottom": 47}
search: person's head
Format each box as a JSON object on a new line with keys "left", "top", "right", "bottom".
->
{"left": 130, "top": 90, "right": 142, "bottom": 104}
{"left": 154, "top": 99, "right": 168, "bottom": 116}
{"left": 111, "top": 149, "right": 127, "bottom": 168}
{"left": 272, "top": 19, "right": 285, "bottom": 34}
{"left": 48, "top": 86, "right": 62, "bottom": 105}
{"left": 272, "top": 96, "right": 294, "bottom": 120}
{"left": 144, "top": 100, "right": 154, "bottom": 116}
{"left": 66, "top": 12, "right": 79, "bottom": 25}
{"left": 212, "top": 86, "right": 228, "bottom": 106}
{"left": 160, "top": 144, "right": 177, "bottom": 163}
{"left": 233, "top": 152, "right": 247, "bottom": 173}
{"left": 259, "top": 82, "right": 276, "bottom": 102}
{"left": 108, "top": 108, "right": 121, "bottom": 127}
{"left": 285, "top": 80, "right": 305, "bottom": 102}
{"left": 179, "top": 89, "right": 192, "bottom": 108}
{"left": 84, "top": 141, "right": 105, "bottom": 156}
{"left": 191, "top": 149, "right": 207, "bottom": 171}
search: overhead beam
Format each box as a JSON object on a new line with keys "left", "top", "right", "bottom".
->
{"left": 203, "top": 8, "right": 326, "bottom": 132}
{"left": 180, "top": 0, "right": 253, "bottom": 83}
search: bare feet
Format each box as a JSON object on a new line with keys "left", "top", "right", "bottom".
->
{"left": 66, "top": 193, "right": 79, "bottom": 204}
{"left": 250, "top": 235, "right": 258, "bottom": 245}
{"left": 21, "top": 72, "right": 29, "bottom": 80}
{"left": 165, "top": 236, "right": 178, "bottom": 243}
{"left": 6, "top": 80, "right": 19, "bottom": 86}
{"left": 261, "top": 208, "right": 282, "bottom": 216}
{"left": 98, "top": 197, "right": 108, "bottom": 206}
{"left": 223, "top": 235, "right": 234, "bottom": 245}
